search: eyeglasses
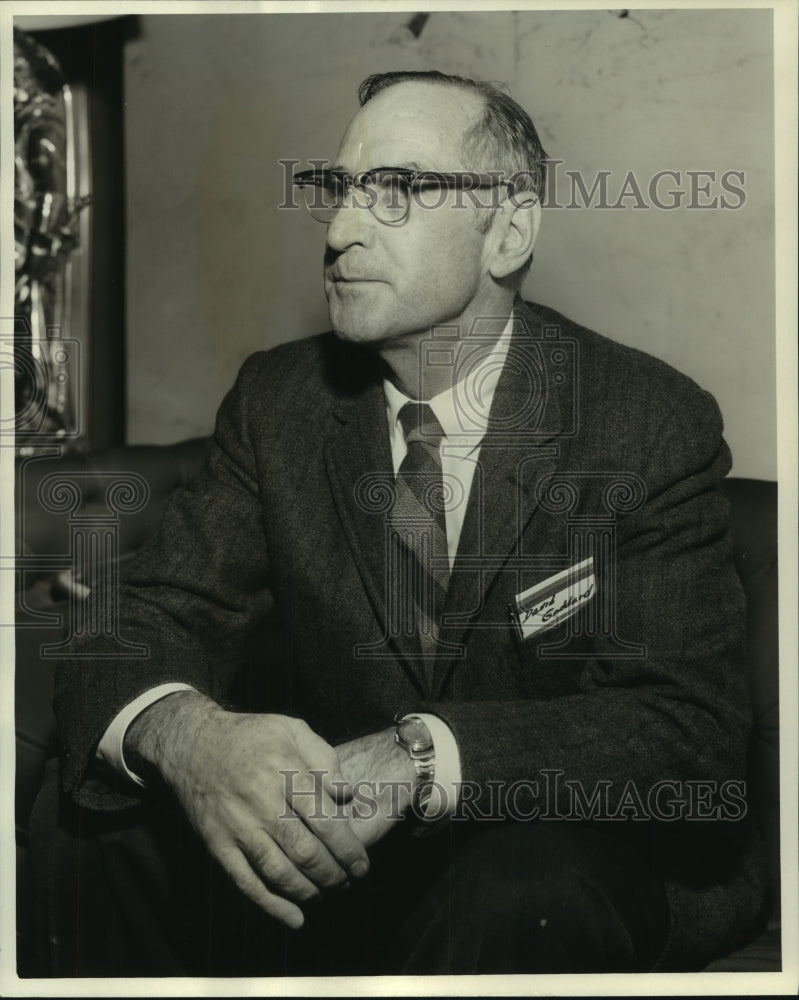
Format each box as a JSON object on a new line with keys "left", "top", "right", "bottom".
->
{"left": 293, "top": 167, "right": 512, "bottom": 224}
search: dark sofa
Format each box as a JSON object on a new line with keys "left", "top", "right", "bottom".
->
{"left": 14, "top": 439, "right": 780, "bottom": 975}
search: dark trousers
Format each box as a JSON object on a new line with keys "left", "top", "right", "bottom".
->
{"left": 29, "top": 761, "right": 671, "bottom": 978}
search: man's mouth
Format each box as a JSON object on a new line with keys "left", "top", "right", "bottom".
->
{"left": 327, "top": 263, "right": 380, "bottom": 283}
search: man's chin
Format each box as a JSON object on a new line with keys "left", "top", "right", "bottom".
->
{"left": 329, "top": 309, "right": 389, "bottom": 346}
{"left": 327, "top": 285, "right": 402, "bottom": 344}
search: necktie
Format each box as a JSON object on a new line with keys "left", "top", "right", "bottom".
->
{"left": 389, "top": 402, "right": 450, "bottom": 682}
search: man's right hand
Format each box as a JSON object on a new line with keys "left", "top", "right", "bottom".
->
{"left": 123, "top": 690, "right": 369, "bottom": 929}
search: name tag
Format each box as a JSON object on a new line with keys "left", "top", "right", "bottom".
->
{"left": 511, "top": 557, "right": 595, "bottom": 640}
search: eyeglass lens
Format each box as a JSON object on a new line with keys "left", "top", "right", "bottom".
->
{"left": 298, "top": 172, "right": 411, "bottom": 223}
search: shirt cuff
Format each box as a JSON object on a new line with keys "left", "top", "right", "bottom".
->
{"left": 96, "top": 683, "right": 197, "bottom": 788}
{"left": 402, "top": 711, "right": 462, "bottom": 819}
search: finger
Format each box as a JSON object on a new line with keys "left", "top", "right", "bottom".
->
{"left": 286, "top": 725, "right": 369, "bottom": 875}
{"left": 212, "top": 843, "right": 306, "bottom": 930}
{"left": 271, "top": 808, "right": 352, "bottom": 890}
{"left": 291, "top": 788, "right": 370, "bottom": 879}
{"left": 241, "top": 832, "right": 323, "bottom": 904}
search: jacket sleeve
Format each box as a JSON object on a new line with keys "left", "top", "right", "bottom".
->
{"left": 425, "top": 386, "right": 751, "bottom": 816}
{"left": 54, "top": 353, "right": 275, "bottom": 810}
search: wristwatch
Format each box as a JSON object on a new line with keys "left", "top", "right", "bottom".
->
{"left": 394, "top": 715, "right": 435, "bottom": 811}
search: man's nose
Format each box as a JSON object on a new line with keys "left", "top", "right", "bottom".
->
{"left": 325, "top": 186, "right": 376, "bottom": 251}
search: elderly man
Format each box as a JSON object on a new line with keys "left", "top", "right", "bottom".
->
{"left": 33, "top": 70, "right": 769, "bottom": 976}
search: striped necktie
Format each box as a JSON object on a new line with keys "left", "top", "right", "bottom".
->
{"left": 389, "top": 402, "right": 450, "bottom": 682}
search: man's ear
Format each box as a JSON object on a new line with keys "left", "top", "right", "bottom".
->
{"left": 485, "top": 194, "right": 541, "bottom": 280}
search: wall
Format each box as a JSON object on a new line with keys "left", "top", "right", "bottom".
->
{"left": 124, "top": 9, "right": 775, "bottom": 479}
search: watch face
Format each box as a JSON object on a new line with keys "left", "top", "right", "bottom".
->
{"left": 399, "top": 717, "right": 433, "bottom": 753}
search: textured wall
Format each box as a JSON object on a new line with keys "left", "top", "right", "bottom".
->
{"left": 124, "top": 10, "right": 775, "bottom": 479}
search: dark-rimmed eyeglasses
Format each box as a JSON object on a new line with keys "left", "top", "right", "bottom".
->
{"left": 293, "top": 167, "right": 513, "bottom": 224}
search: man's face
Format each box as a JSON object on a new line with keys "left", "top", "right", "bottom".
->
{"left": 323, "top": 83, "right": 494, "bottom": 346}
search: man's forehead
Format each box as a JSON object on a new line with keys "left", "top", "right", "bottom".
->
{"left": 334, "top": 82, "right": 485, "bottom": 172}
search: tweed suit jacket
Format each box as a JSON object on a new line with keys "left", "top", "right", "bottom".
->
{"left": 55, "top": 298, "right": 769, "bottom": 967}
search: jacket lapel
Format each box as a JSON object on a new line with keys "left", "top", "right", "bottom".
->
{"left": 432, "top": 301, "right": 568, "bottom": 695}
{"left": 323, "top": 360, "right": 432, "bottom": 695}
{"left": 324, "top": 374, "right": 391, "bottom": 620}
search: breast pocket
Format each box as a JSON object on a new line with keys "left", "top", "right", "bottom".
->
{"left": 509, "top": 556, "right": 597, "bottom": 697}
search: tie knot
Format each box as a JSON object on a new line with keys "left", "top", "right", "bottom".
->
{"left": 398, "top": 402, "right": 444, "bottom": 447}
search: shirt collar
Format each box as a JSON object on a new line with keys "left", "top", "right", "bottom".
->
{"left": 383, "top": 315, "right": 514, "bottom": 447}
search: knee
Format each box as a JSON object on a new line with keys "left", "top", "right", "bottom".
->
{"left": 446, "top": 821, "right": 668, "bottom": 973}
{"left": 514, "top": 854, "right": 636, "bottom": 971}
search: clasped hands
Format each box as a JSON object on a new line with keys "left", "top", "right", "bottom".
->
{"left": 124, "top": 690, "right": 417, "bottom": 929}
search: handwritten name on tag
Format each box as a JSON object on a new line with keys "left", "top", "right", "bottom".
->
{"left": 511, "top": 557, "right": 595, "bottom": 640}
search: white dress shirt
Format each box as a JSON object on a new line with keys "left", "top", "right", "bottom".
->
{"left": 97, "top": 316, "right": 515, "bottom": 817}
{"left": 381, "top": 317, "right": 513, "bottom": 814}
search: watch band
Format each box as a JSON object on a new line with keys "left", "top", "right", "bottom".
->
{"left": 394, "top": 715, "right": 436, "bottom": 811}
